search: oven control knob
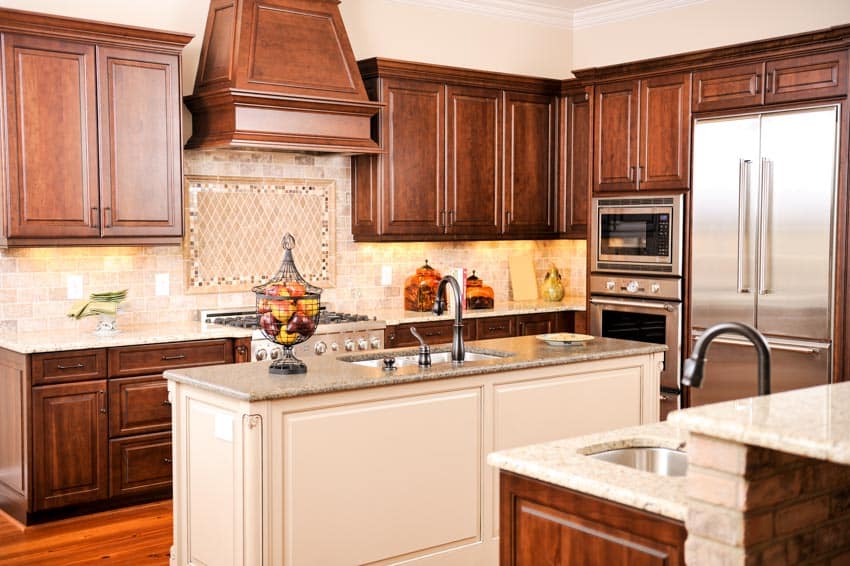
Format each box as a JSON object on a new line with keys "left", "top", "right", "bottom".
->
{"left": 626, "top": 280, "right": 640, "bottom": 293}
{"left": 605, "top": 280, "right": 616, "bottom": 291}
{"left": 330, "top": 342, "right": 339, "bottom": 352}
{"left": 650, "top": 283, "right": 661, "bottom": 294}
{"left": 357, "top": 338, "right": 369, "bottom": 350}
{"left": 270, "top": 348, "right": 281, "bottom": 360}
{"left": 370, "top": 337, "right": 381, "bottom": 349}
{"left": 314, "top": 341, "right": 327, "bottom": 355}
{"left": 255, "top": 348, "right": 268, "bottom": 361}
{"left": 344, "top": 338, "right": 355, "bottom": 352}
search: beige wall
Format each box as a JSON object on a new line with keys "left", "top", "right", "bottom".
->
{"left": 573, "top": 0, "right": 850, "bottom": 69}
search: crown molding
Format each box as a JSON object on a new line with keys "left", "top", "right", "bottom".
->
{"left": 387, "top": 0, "right": 573, "bottom": 29}
{"left": 573, "top": 0, "right": 709, "bottom": 30}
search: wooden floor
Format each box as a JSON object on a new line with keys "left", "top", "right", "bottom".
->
{"left": 0, "top": 500, "right": 172, "bottom": 565}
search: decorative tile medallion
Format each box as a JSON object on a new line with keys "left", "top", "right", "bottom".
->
{"left": 185, "top": 176, "right": 335, "bottom": 293}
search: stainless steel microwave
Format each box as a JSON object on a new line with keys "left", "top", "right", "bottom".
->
{"left": 591, "top": 195, "right": 683, "bottom": 276}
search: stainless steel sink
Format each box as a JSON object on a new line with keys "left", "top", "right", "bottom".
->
{"left": 345, "top": 350, "right": 511, "bottom": 368}
{"left": 588, "top": 447, "right": 688, "bottom": 477}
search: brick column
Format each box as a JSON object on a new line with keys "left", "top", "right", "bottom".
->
{"left": 683, "top": 433, "right": 850, "bottom": 564}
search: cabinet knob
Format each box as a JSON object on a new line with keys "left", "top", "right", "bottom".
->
{"left": 163, "top": 458, "right": 172, "bottom": 464}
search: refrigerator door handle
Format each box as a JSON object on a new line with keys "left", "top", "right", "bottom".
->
{"left": 694, "top": 335, "right": 825, "bottom": 355}
{"left": 757, "top": 157, "right": 772, "bottom": 295}
{"left": 737, "top": 159, "right": 751, "bottom": 293}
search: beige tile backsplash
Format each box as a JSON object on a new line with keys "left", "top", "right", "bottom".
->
{"left": 0, "top": 149, "right": 586, "bottom": 333}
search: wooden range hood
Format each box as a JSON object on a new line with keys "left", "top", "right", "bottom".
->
{"left": 184, "top": 0, "right": 381, "bottom": 153}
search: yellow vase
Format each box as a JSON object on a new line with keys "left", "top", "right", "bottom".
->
{"left": 541, "top": 264, "right": 565, "bottom": 302}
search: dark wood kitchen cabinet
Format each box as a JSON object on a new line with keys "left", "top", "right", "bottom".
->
{"left": 352, "top": 58, "right": 559, "bottom": 241}
{"left": 0, "top": 337, "right": 243, "bottom": 524}
{"left": 559, "top": 83, "right": 592, "bottom": 238}
{"left": 593, "top": 73, "right": 691, "bottom": 193}
{"left": 693, "top": 50, "right": 848, "bottom": 112}
{"left": 500, "top": 471, "right": 685, "bottom": 565}
{"left": 0, "top": 9, "right": 191, "bottom": 247}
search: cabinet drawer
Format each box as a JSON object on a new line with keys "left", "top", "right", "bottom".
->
{"left": 109, "top": 432, "right": 172, "bottom": 497}
{"left": 108, "top": 376, "right": 171, "bottom": 437}
{"left": 108, "top": 339, "right": 233, "bottom": 378}
{"left": 516, "top": 313, "right": 558, "bottom": 336}
{"left": 475, "top": 316, "right": 515, "bottom": 339}
{"left": 32, "top": 349, "right": 107, "bottom": 385}
{"left": 389, "top": 321, "right": 476, "bottom": 347}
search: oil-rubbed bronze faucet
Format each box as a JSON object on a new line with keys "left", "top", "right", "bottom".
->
{"left": 432, "top": 275, "right": 465, "bottom": 363}
{"left": 682, "top": 322, "right": 772, "bottom": 396}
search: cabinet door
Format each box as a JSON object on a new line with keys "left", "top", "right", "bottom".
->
{"left": 764, "top": 50, "right": 848, "bottom": 105}
{"left": 109, "top": 432, "right": 172, "bottom": 497}
{"left": 503, "top": 92, "right": 557, "bottom": 236}
{"left": 32, "top": 381, "right": 108, "bottom": 510}
{"left": 594, "top": 80, "right": 639, "bottom": 193}
{"left": 692, "top": 62, "right": 764, "bottom": 112}
{"left": 108, "top": 376, "right": 171, "bottom": 437}
{"left": 446, "top": 85, "right": 501, "bottom": 236}
{"left": 639, "top": 73, "right": 691, "bottom": 190}
{"left": 97, "top": 47, "right": 182, "bottom": 237}
{"left": 559, "top": 87, "right": 591, "bottom": 237}
{"left": 381, "top": 78, "right": 444, "bottom": 236}
{"left": 2, "top": 34, "right": 100, "bottom": 238}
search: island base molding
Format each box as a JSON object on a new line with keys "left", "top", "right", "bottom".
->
{"left": 684, "top": 433, "right": 850, "bottom": 564}
{"left": 167, "top": 352, "right": 662, "bottom": 565}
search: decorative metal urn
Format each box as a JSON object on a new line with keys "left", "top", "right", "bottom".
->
{"left": 252, "top": 234, "right": 322, "bottom": 374}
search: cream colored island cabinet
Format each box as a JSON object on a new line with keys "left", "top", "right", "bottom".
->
{"left": 165, "top": 335, "right": 664, "bottom": 565}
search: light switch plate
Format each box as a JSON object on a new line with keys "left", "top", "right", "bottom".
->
{"left": 155, "top": 273, "right": 170, "bottom": 296}
{"left": 67, "top": 275, "right": 83, "bottom": 300}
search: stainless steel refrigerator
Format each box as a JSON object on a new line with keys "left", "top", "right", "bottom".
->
{"left": 689, "top": 105, "right": 838, "bottom": 406}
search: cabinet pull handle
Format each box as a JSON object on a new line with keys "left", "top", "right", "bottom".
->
{"left": 488, "top": 325, "right": 506, "bottom": 332}
{"left": 505, "top": 210, "right": 512, "bottom": 225}
{"left": 236, "top": 345, "right": 248, "bottom": 356}
{"left": 163, "top": 458, "right": 172, "bottom": 464}
{"left": 162, "top": 399, "right": 172, "bottom": 406}
{"left": 91, "top": 207, "right": 100, "bottom": 228}
{"left": 440, "top": 210, "right": 446, "bottom": 227}
{"left": 57, "top": 363, "right": 85, "bottom": 370}
{"left": 424, "top": 330, "right": 443, "bottom": 337}
{"left": 754, "top": 74, "right": 761, "bottom": 94}
{"left": 627, "top": 167, "right": 634, "bottom": 182}
{"left": 637, "top": 166, "right": 643, "bottom": 184}
{"left": 103, "top": 207, "right": 112, "bottom": 228}
{"left": 765, "top": 71, "right": 774, "bottom": 93}
{"left": 448, "top": 210, "right": 455, "bottom": 225}
{"left": 99, "top": 390, "right": 107, "bottom": 413}
{"left": 161, "top": 354, "right": 187, "bottom": 361}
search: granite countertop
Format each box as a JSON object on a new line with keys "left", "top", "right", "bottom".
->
{"left": 0, "top": 321, "right": 253, "bottom": 353}
{"left": 487, "top": 421, "right": 688, "bottom": 521}
{"left": 164, "top": 335, "right": 664, "bottom": 402}
{"left": 376, "top": 297, "right": 586, "bottom": 326}
{"left": 668, "top": 382, "right": 850, "bottom": 465}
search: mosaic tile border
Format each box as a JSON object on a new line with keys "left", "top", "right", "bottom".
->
{"left": 184, "top": 175, "right": 336, "bottom": 294}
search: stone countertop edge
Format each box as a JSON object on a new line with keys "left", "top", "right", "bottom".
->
{"left": 0, "top": 321, "right": 254, "bottom": 354}
{"left": 377, "top": 298, "right": 586, "bottom": 325}
{"left": 667, "top": 381, "right": 850, "bottom": 466}
{"left": 486, "top": 421, "right": 688, "bottom": 522}
{"left": 163, "top": 335, "right": 665, "bottom": 402}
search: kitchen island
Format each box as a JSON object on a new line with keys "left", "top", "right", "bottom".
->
{"left": 489, "top": 382, "right": 850, "bottom": 565}
{"left": 164, "top": 335, "right": 664, "bottom": 566}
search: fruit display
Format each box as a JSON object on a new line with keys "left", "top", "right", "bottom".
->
{"left": 252, "top": 234, "right": 322, "bottom": 374}
{"left": 403, "top": 260, "right": 442, "bottom": 312}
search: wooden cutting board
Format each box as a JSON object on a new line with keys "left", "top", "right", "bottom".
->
{"left": 509, "top": 255, "right": 538, "bottom": 301}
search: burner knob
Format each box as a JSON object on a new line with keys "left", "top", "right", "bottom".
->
{"left": 357, "top": 338, "right": 368, "bottom": 350}
{"left": 626, "top": 280, "right": 640, "bottom": 293}
{"left": 270, "top": 348, "right": 281, "bottom": 360}
{"left": 370, "top": 337, "right": 381, "bottom": 349}
{"left": 314, "top": 341, "right": 328, "bottom": 355}
{"left": 330, "top": 342, "right": 339, "bottom": 352}
{"left": 650, "top": 283, "right": 661, "bottom": 294}
{"left": 256, "top": 348, "right": 268, "bottom": 361}
{"left": 606, "top": 280, "right": 616, "bottom": 291}
{"left": 344, "top": 338, "right": 355, "bottom": 352}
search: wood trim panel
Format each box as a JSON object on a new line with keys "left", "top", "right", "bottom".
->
{"left": 0, "top": 349, "right": 29, "bottom": 523}
{"left": 559, "top": 83, "right": 592, "bottom": 237}
{"left": 31, "top": 349, "right": 107, "bottom": 386}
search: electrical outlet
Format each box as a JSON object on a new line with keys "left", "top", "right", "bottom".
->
{"left": 155, "top": 273, "right": 170, "bottom": 296}
{"left": 380, "top": 265, "right": 392, "bottom": 286}
{"left": 67, "top": 275, "right": 83, "bottom": 300}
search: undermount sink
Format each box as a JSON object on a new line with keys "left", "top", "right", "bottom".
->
{"left": 345, "top": 350, "right": 512, "bottom": 368}
{"left": 588, "top": 446, "right": 688, "bottom": 477}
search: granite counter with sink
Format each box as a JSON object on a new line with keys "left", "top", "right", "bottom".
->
{"left": 164, "top": 334, "right": 664, "bottom": 401}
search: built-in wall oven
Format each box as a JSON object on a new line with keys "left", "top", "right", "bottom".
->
{"left": 590, "top": 195, "right": 685, "bottom": 420}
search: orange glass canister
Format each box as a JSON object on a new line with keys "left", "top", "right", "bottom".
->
{"left": 404, "top": 260, "right": 442, "bottom": 311}
{"left": 465, "top": 270, "right": 494, "bottom": 310}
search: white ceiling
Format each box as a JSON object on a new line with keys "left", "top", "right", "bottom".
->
{"left": 390, "top": 0, "right": 708, "bottom": 29}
